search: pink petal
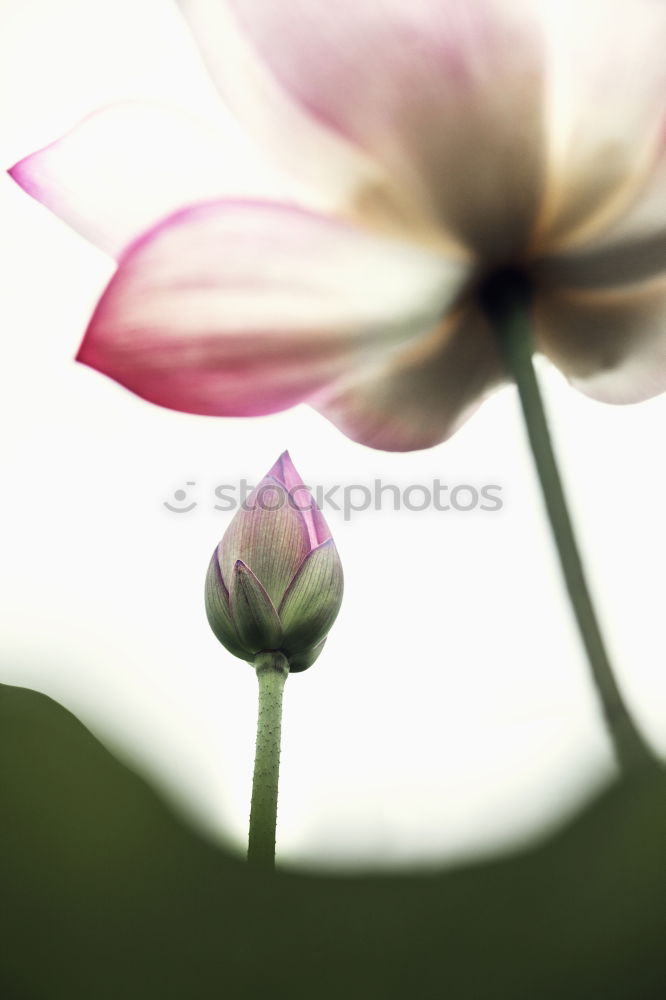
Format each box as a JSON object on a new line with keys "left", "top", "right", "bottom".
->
{"left": 219, "top": 475, "right": 311, "bottom": 608}
{"left": 313, "top": 307, "right": 504, "bottom": 452}
{"left": 268, "top": 450, "right": 331, "bottom": 547}
{"left": 8, "top": 101, "right": 295, "bottom": 257}
{"left": 184, "top": 0, "right": 546, "bottom": 258}
{"left": 268, "top": 451, "right": 304, "bottom": 490}
{"left": 537, "top": 280, "right": 666, "bottom": 404}
{"left": 77, "top": 199, "right": 465, "bottom": 418}
{"left": 176, "top": 0, "right": 396, "bottom": 229}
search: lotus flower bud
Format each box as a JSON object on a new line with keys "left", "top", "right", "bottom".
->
{"left": 205, "top": 452, "right": 343, "bottom": 672}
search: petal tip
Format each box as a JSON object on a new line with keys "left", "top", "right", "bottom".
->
{"left": 7, "top": 157, "right": 36, "bottom": 196}
{"left": 74, "top": 333, "right": 104, "bottom": 375}
{"left": 268, "top": 449, "right": 301, "bottom": 487}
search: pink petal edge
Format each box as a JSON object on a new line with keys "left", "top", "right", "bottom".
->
{"left": 76, "top": 197, "right": 457, "bottom": 423}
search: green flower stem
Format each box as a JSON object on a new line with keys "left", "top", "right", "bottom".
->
{"left": 482, "top": 271, "right": 658, "bottom": 776}
{"left": 248, "top": 650, "right": 289, "bottom": 868}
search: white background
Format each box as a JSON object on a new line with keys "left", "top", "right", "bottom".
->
{"left": 1, "top": 0, "right": 664, "bottom": 868}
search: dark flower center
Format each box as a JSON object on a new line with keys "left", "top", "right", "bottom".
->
{"left": 477, "top": 265, "right": 533, "bottom": 328}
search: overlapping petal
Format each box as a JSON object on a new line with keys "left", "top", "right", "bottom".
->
{"left": 287, "top": 638, "right": 327, "bottom": 674}
{"left": 219, "top": 475, "right": 311, "bottom": 607}
{"left": 537, "top": 279, "right": 666, "bottom": 404}
{"left": 204, "top": 553, "right": 248, "bottom": 660}
{"left": 268, "top": 450, "right": 330, "bottom": 547}
{"left": 315, "top": 306, "right": 504, "bottom": 451}
{"left": 77, "top": 199, "right": 466, "bottom": 425}
{"left": 8, "top": 102, "right": 300, "bottom": 258}
{"left": 278, "top": 539, "right": 344, "bottom": 655}
{"left": 535, "top": 0, "right": 666, "bottom": 251}
{"left": 229, "top": 560, "right": 284, "bottom": 653}
{"left": 181, "top": 0, "right": 547, "bottom": 258}
{"left": 207, "top": 453, "right": 343, "bottom": 668}
{"left": 176, "top": 0, "right": 402, "bottom": 233}
{"left": 9, "top": 0, "right": 666, "bottom": 452}
{"left": 582, "top": 141, "right": 666, "bottom": 263}
{"left": 179, "top": 1, "right": 666, "bottom": 258}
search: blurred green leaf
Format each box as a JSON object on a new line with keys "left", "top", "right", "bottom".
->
{"left": 0, "top": 681, "right": 664, "bottom": 999}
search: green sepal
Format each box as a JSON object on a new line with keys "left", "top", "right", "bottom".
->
{"left": 229, "top": 560, "right": 284, "bottom": 655}
{"left": 288, "top": 639, "right": 326, "bottom": 674}
{"left": 204, "top": 553, "right": 251, "bottom": 661}
{"left": 279, "top": 539, "right": 343, "bottom": 655}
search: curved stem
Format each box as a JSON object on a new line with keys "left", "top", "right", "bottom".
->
{"left": 481, "top": 272, "right": 658, "bottom": 776}
{"left": 248, "top": 650, "right": 289, "bottom": 868}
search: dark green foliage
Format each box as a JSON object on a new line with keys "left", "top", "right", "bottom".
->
{"left": 1, "top": 682, "right": 664, "bottom": 999}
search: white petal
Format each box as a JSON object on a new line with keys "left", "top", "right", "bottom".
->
{"left": 534, "top": 0, "right": 666, "bottom": 252}
{"left": 176, "top": 0, "right": 397, "bottom": 231}
{"left": 537, "top": 278, "right": 666, "bottom": 404}
{"left": 314, "top": 306, "right": 504, "bottom": 451}
{"left": 9, "top": 101, "right": 299, "bottom": 257}
{"left": 178, "top": 0, "right": 547, "bottom": 257}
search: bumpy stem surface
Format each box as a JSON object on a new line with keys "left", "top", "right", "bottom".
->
{"left": 248, "top": 650, "right": 289, "bottom": 868}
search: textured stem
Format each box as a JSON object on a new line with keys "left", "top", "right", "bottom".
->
{"left": 248, "top": 651, "right": 289, "bottom": 868}
{"left": 481, "top": 270, "right": 658, "bottom": 776}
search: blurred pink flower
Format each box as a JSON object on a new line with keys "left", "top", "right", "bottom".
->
{"left": 9, "top": 0, "right": 666, "bottom": 450}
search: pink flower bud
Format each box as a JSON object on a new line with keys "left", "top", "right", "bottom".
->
{"left": 205, "top": 452, "right": 343, "bottom": 671}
